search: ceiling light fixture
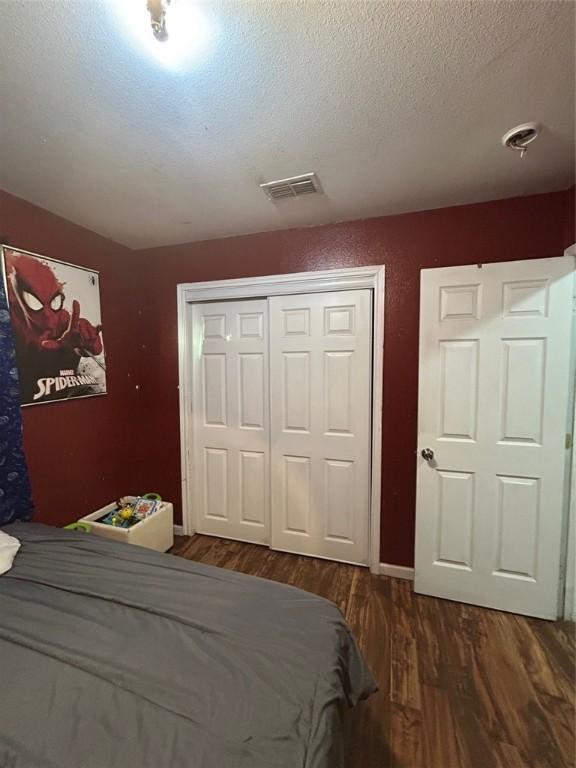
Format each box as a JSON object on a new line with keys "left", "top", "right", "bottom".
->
{"left": 501, "top": 122, "right": 540, "bottom": 159}
{"left": 147, "top": 0, "right": 170, "bottom": 41}
{"left": 111, "top": 0, "right": 214, "bottom": 72}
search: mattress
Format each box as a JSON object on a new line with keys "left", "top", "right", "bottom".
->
{"left": 0, "top": 523, "right": 376, "bottom": 768}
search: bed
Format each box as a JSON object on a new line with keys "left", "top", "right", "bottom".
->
{"left": 0, "top": 523, "right": 376, "bottom": 768}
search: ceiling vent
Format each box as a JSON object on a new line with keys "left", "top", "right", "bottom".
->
{"left": 260, "top": 173, "right": 321, "bottom": 201}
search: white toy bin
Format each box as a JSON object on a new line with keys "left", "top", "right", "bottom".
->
{"left": 79, "top": 498, "right": 174, "bottom": 552}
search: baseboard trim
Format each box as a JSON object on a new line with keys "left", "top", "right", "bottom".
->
{"left": 379, "top": 563, "right": 415, "bottom": 581}
{"left": 173, "top": 524, "right": 185, "bottom": 536}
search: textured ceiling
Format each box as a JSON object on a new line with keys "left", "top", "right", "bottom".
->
{"left": 0, "top": 0, "right": 574, "bottom": 249}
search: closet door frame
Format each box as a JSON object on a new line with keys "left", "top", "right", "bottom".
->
{"left": 177, "top": 265, "right": 385, "bottom": 574}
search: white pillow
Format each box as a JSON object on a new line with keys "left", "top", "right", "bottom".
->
{"left": 0, "top": 531, "right": 20, "bottom": 575}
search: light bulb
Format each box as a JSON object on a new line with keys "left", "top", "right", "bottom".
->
{"left": 111, "top": 0, "right": 214, "bottom": 72}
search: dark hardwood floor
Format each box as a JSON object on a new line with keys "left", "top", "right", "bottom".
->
{"left": 171, "top": 534, "right": 575, "bottom": 768}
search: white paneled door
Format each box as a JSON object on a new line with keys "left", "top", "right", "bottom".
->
{"left": 192, "top": 300, "right": 270, "bottom": 544}
{"left": 415, "top": 256, "right": 575, "bottom": 619}
{"left": 269, "top": 290, "right": 372, "bottom": 565}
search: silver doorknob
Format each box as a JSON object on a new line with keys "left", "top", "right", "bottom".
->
{"left": 421, "top": 448, "right": 434, "bottom": 462}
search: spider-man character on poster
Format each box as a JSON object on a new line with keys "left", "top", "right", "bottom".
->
{"left": 1, "top": 247, "right": 107, "bottom": 406}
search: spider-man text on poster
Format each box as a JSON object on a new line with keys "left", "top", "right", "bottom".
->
{"left": 1, "top": 246, "right": 107, "bottom": 406}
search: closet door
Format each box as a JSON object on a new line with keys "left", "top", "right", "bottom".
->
{"left": 191, "top": 300, "right": 270, "bottom": 544}
{"left": 269, "top": 290, "right": 372, "bottom": 565}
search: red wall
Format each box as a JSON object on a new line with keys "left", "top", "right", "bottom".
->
{"left": 0, "top": 191, "right": 143, "bottom": 527}
{"left": 137, "top": 189, "right": 574, "bottom": 567}
{"left": 2, "top": 188, "right": 573, "bottom": 563}
{"left": 564, "top": 186, "right": 575, "bottom": 248}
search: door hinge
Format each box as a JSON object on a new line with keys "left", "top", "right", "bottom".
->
{"left": 566, "top": 433, "right": 573, "bottom": 450}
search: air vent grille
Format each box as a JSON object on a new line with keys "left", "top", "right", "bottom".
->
{"left": 260, "top": 173, "right": 321, "bottom": 201}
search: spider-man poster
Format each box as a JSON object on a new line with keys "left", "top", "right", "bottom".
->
{"left": 1, "top": 246, "right": 107, "bottom": 406}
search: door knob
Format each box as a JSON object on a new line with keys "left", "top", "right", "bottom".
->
{"left": 421, "top": 448, "right": 434, "bottom": 462}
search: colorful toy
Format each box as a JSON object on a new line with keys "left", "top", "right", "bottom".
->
{"left": 99, "top": 494, "right": 163, "bottom": 529}
{"left": 63, "top": 522, "right": 91, "bottom": 533}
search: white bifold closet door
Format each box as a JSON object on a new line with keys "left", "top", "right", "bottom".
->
{"left": 191, "top": 290, "right": 372, "bottom": 565}
{"left": 269, "top": 290, "right": 372, "bottom": 565}
{"left": 192, "top": 299, "right": 270, "bottom": 544}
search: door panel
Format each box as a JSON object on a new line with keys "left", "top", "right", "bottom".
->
{"left": 191, "top": 299, "right": 270, "bottom": 544}
{"left": 324, "top": 459, "right": 355, "bottom": 541}
{"left": 202, "top": 354, "right": 227, "bottom": 425}
{"left": 415, "top": 256, "right": 574, "bottom": 618}
{"left": 239, "top": 451, "right": 267, "bottom": 525}
{"left": 324, "top": 351, "right": 354, "bottom": 434}
{"left": 269, "top": 290, "right": 372, "bottom": 565}
{"left": 282, "top": 352, "right": 311, "bottom": 431}
{"left": 494, "top": 474, "right": 539, "bottom": 579}
{"left": 238, "top": 353, "right": 265, "bottom": 429}
{"left": 204, "top": 448, "right": 228, "bottom": 519}
{"left": 435, "top": 469, "right": 474, "bottom": 569}
{"left": 283, "top": 455, "right": 312, "bottom": 535}
{"left": 438, "top": 340, "right": 479, "bottom": 440}
{"left": 499, "top": 338, "right": 545, "bottom": 444}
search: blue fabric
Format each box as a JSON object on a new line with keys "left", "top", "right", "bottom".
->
{"left": 0, "top": 275, "right": 34, "bottom": 524}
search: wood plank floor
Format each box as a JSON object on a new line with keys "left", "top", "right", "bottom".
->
{"left": 171, "top": 534, "right": 575, "bottom": 768}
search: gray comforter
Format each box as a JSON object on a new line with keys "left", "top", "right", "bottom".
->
{"left": 0, "top": 523, "right": 375, "bottom": 768}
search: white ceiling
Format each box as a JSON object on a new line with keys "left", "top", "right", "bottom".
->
{"left": 0, "top": 1, "right": 574, "bottom": 250}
